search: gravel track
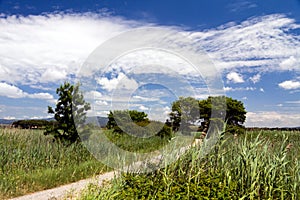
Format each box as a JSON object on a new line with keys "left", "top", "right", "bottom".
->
{"left": 9, "top": 142, "right": 195, "bottom": 200}
{"left": 9, "top": 171, "right": 118, "bottom": 200}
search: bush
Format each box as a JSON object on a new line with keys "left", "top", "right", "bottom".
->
{"left": 226, "top": 124, "right": 245, "bottom": 135}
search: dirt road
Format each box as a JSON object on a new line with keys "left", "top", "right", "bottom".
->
{"left": 9, "top": 171, "right": 117, "bottom": 200}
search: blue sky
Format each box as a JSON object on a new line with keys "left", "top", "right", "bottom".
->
{"left": 0, "top": 0, "right": 299, "bottom": 127}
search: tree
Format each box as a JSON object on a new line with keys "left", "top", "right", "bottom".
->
{"left": 107, "top": 110, "right": 149, "bottom": 133}
{"left": 169, "top": 96, "right": 247, "bottom": 134}
{"left": 45, "top": 82, "right": 91, "bottom": 143}
{"left": 169, "top": 97, "right": 200, "bottom": 134}
{"left": 107, "top": 110, "right": 172, "bottom": 138}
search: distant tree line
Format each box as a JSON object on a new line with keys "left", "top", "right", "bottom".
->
{"left": 246, "top": 127, "right": 300, "bottom": 131}
{"left": 12, "top": 119, "right": 55, "bottom": 129}
{"left": 43, "top": 82, "right": 248, "bottom": 144}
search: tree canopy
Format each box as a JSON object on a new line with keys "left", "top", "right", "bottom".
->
{"left": 169, "top": 96, "right": 246, "bottom": 134}
{"left": 107, "top": 110, "right": 172, "bottom": 138}
{"left": 45, "top": 82, "right": 91, "bottom": 143}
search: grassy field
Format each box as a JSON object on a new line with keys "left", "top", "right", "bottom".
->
{"left": 0, "top": 127, "right": 174, "bottom": 199}
{"left": 78, "top": 130, "right": 300, "bottom": 200}
{"left": 0, "top": 128, "right": 110, "bottom": 199}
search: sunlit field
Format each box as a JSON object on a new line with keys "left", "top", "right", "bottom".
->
{"left": 0, "top": 128, "right": 109, "bottom": 199}
{"left": 79, "top": 130, "right": 300, "bottom": 200}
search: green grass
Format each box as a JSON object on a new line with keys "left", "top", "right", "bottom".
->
{"left": 0, "top": 128, "right": 110, "bottom": 199}
{"left": 78, "top": 130, "right": 300, "bottom": 200}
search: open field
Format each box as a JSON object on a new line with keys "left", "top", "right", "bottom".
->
{"left": 78, "top": 130, "right": 300, "bottom": 200}
{"left": 0, "top": 127, "right": 175, "bottom": 199}
{"left": 0, "top": 128, "right": 110, "bottom": 199}
{"left": 2, "top": 128, "right": 300, "bottom": 199}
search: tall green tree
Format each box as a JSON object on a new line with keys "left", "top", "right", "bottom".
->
{"left": 169, "top": 97, "right": 200, "bottom": 133}
{"left": 106, "top": 110, "right": 172, "bottom": 138}
{"left": 169, "top": 96, "right": 246, "bottom": 134}
{"left": 106, "top": 110, "right": 149, "bottom": 133}
{"left": 45, "top": 82, "right": 91, "bottom": 143}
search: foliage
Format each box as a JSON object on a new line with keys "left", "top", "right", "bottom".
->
{"left": 225, "top": 124, "right": 246, "bottom": 135}
{"left": 45, "top": 82, "right": 91, "bottom": 143}
{"left": 107, "top": 110, "right": 173, "bottom": 139}
{"left": 107, "top": 110, "right": 148, "bottom": 131}
{"left": 169, "top": 96, "right": 246, "bottom": 134}
{"left": 12, "top": 119, "right": 53, "bottom": 129}
{"left": 0, "top": 128, "right": 108, "bottom": 199}
{"left": 79, "top": 130, "right": 300, "bottom": 199}
{"left": 169, "top": 97, "right": 200, "bottom": 134}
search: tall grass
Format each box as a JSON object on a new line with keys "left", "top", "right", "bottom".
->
{"left": 0, "top": 128, "right": 109, "bottom": 199}
{"left": 79, "top": 130, "right": 300, "bottom": 199}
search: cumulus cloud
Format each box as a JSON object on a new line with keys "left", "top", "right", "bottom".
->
{"left": 226, "top": 72, "right": 244, "bottom": 83}
{"left": 139, "top": 105, "right": 149, "bottom": 111}
{"left": 279, "top": 56, "right": 299, "bottom": 71}
{"left": 0, "top": 82, "right": 54, "bottom": 100}
{"left": 0, "top": 12, "right": 141, "bottom": 85}
{"left": 1, "top": 12, "right": 300, "bottom": 121}
{"left": 224, "top": 86, "right": 255, "bottom": 92}
{"left": 246, "top": 111, "right": 300, "bottom": 127}
{"left": 278, "top": 80, "right": 300, "bottom": 90}
{"left": 84, "top": 90, "right": 103, "bottom": 99}
{"left": 249, "top": 74, "right": 261, "bottom": 83}
{"left": 132, "top": 95, "right": 160, "bottom": 102}
{"left": 0, "top": 82, "right": 26, "bottom": 98}
{"left": 96, "top": 73, "right": 138, "bottom": 92}
{"left": 95, "top": 100, "right": 108, "bottom": 106}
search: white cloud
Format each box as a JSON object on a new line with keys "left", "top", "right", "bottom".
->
{"left": 96, "top": 73, "right": 138, "bottom": 92}
{"left": 226, "top": 72, "right": 244, "bottom": 83}
{"left": 27, "top": 92, "right": 54, "bottom": 100}
{"left": 40, "top": 68, "right": 67, "bottom": 83}
{"left": 147, "top": 106, "right": 171, "bottom": 121}
{"left": 278, "top": 80, "right": 300, "bottom": 90}
{"left": 286, "top": 100, "right": 300, "bottom": 104}
{"left": 228, "top": 1, "right": 257, "bottom": 12}
{"left": 95, "top": 100, "right": 108, "bottom": 106}
{"left": 259, "top": 88, "right": 264, "bottom": 92}
{"left": 224, "top": 86, "right": 255, "bottom": 92}
{"left": 3, "top": 116, "right": 16, "bottom": 120}
{"left": 0, "top": 13, "right": 299, "bottom": 88}
{"left": 0, "top": 82, "right": 54, "bottom": 100}
{"left": 0, "top": 82, "right": 26, "bottom": 98}
{"left": 279, "top": 56, "right": 299, "bottom": 71}
{"left": 249, "top": 74, "right": 261, "bottom": 83}
{"left": 84, "top": 90, "right": 103, "bottom": 100}
{"left": 191, "top": 14, "right": 300, "bottom": 72}
{"left": 246, "top": 111, "right": 300, "bottom": 127}
{"left": 139, "top": 105, "right": 149, "bottom": 111}
{"left": 132, "top": 95, "right": 160, "bottom": 102}
{"left": 0, "top": 13, "right": 140, "bottom": 84}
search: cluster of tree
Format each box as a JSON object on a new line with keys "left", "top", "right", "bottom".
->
{"left": 45, "top": 82, "right": 247, "bottom": 144}
{"left": 169, "top": 96, "right": 246, "bottom": 135}
{"left": 12, "top": 119, "right": 54, "bottom": 129}
{"left": 106, "top": 110, "right": 172, "bottom": 139}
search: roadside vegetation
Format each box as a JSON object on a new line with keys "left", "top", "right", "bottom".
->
{"left": 79, "top": 130, "right": 300, "bottom": 200}
{"left": 0, "top": 128, "right": 109, "bottom": 199}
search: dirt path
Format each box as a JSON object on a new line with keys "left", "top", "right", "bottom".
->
{"left": 9, "top": 171, "right": 118, "bottom": 200}
{"left": 9, "top": 142, "right": 195, "bottom": 200}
